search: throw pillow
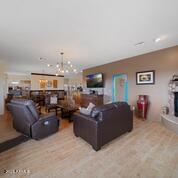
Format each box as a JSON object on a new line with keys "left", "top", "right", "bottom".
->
{"left": 79, "top": 103, "right": 95, "bottom": 116}
{"left": 79, "top": 107, "right": 91, "bottom": 115}
{"left": 50, "top": 96, "right": 58, "bottom": 104}
{"left": 90, "top": 109, "right": 100, "bottom": 118}
{"left": 87, "top": 102, "right": 95, "bottom": 110}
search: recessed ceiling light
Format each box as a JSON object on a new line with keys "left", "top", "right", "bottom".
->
{"left": 67, "top": 61, "right": 71, "bottom": 64}
{"left": 134, "top": 42, "right": 145, "bottom": 47}
{"left": 47, "top": 64, "right": 52, "bottom": 67}
{"left": 154, "top": 37, "right": 161, "bottom": 43}
{"left": 56, "top": 63, "right": 59, "bottom": 68}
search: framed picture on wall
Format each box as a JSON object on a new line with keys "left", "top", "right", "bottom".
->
{"left": 46, "top": 81, "right": 52, "bottom": 88}
{"left": 53, "top": 80, "right": 58, "bottom": 88}
{"left": 136, "top": 70, "right": 155, "bottom": 85}
{"left": 39, "top": 80, "right": 46, "bottom": 89}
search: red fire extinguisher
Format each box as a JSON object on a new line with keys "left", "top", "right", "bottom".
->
{"left": 137, "top": 95, "right": 149, "bottom": 120}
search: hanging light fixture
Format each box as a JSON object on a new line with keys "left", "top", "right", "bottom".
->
{"left": 41, "top": 51, "right": 79, "bottom": 76}
{"left": 55, "top": 52, "right": 78, "bottom": 76}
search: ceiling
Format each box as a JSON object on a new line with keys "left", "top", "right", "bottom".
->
{"left": 0, "top": 0, "right": 178, "bottom": 75}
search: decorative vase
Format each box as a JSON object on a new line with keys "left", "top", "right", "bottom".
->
{"left": 137, "top": 95, "right": 149, "bottom": 120}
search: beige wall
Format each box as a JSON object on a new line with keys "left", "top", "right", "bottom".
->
{"left": 83, "top": 46, "right": 178, "bottom": 121}
{"left": 31, "top": 74, "right": 64, "bottom": 90}
{"left": 5, "top": 74, "right": 64, "bottom": 91}
{"left": 6, "top": 74, "right": 30, "bottom": 85}
{"left": 64, "top": 75, "right": 83, "bottom": 86}
{"left": 5, "top": 74, "right": 30, "bottom": 93}
{"left": 0, "top": 61, "right": 6, "bottom": 115}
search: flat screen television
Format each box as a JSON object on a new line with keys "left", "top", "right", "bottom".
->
{"left": 86, "top": 73, "right": 103, "bottom": 88}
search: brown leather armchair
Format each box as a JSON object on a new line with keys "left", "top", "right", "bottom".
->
{"left": 7, "top": 99, "right": 59, "bottom": 140}
{"left": 72, "top": 102, "right": 133, "bottom": 151}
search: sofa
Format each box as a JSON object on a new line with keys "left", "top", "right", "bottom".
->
{"left": 7, "top": 99, "right": 59, "bottom": 139}
{"left": 72, "top": 102, "right": 133, "bottom": 151}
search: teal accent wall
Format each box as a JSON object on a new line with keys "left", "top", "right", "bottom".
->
{"left": 112, "top": 73, "right": 128, "bottom": 103}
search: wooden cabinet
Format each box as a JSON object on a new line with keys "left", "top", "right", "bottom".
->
{"left": 81, "top": 94, "right": 103, "bottom": 107}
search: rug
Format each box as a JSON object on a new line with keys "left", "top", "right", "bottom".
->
{"left": 0, "top": 135, "right": 30, "bottom": 153}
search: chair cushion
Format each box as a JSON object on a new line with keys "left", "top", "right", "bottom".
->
{"left": 90, "top": 103, "right": 116, "bottom": 118}
{"left": 93, "top": 103, "right": 115, "bottom": 112}
{"left": 11, "top": 99, "right": 39, "bottom": 120}
{"left": 11, "top": 99, "right": 34, "bottom": 106}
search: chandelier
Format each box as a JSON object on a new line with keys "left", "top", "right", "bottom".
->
{"left": 40, "top": 52, "right": 79, "bottom": 76}
{"left": 55, "top": 52, "right": 78, "bottom": 76}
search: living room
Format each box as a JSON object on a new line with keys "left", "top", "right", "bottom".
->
{"left": 0, "top": 0, "right": 178, "bottom": 178}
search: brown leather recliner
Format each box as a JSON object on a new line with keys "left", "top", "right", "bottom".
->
{"left": 72, "top": 102, "right": 133, "bottom": 151}
{"left": 7, "top": 99, "right": 59, "bottom": 140}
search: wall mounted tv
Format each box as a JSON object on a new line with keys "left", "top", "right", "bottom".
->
{"left": 86, "top": 73, "right": 103, "bottom": 88}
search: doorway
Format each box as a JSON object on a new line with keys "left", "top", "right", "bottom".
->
{"left": 112, "top": 73, "right": 128, "bottom": 102}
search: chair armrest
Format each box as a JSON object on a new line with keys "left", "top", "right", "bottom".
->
{"left": 72, "top": 112, "right": 98, "bottom": 124}
{"left": 31, "top": 114, "right": 59, "bottom": 139}
{"left": 72, "top": 112, "right": 102, "bottom": 151}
